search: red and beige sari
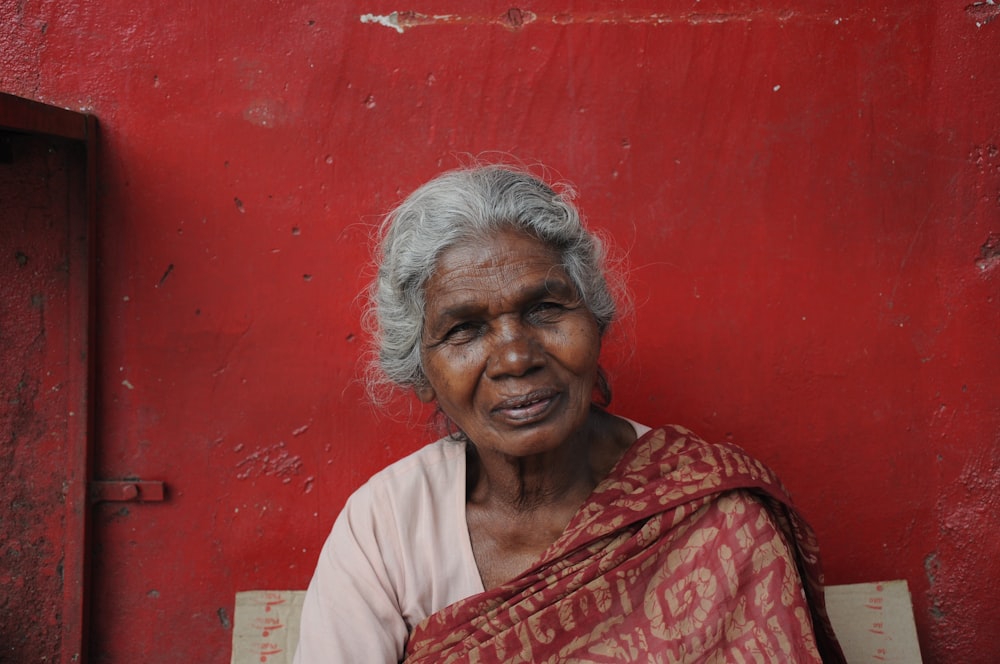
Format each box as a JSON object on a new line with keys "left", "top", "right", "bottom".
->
{"left": 405, "top": 425, "right": 844, "bottom": 663}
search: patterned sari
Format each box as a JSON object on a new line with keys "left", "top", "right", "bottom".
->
{"left": 404, "top": 425, "right": 844, "bottom": 663}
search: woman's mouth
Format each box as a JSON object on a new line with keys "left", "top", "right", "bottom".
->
{"left": 493, "top": 389, "right": 559, "bottom": 422}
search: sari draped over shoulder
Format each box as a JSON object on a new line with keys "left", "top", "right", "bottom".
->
{"left": 404, "top": 425, "right": 845, "bottom": 663}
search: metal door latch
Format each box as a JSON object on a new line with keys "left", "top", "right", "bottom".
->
{"left": 89, "top": 480, "right": 165, "bottom": 503}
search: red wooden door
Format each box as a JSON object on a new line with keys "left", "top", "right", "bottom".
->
{"left": 0, "top": 94, "right": 95, "bottom": 664}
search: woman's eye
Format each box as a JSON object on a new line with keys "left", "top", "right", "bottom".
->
{"left": 528, "top": 302, "right": 564, "bottom": 320}
{"left": 444, "top": 322, "right": 479, "bottom": 341}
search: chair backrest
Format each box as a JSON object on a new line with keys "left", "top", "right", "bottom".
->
{"left": 231, "top": 590, "right": 304, "bottom": 664}
{"left": 824, "top": 580, "right": 923, "bottom": 663}
{"left": 231, "top": 580, "right": 923, "bottom": 664}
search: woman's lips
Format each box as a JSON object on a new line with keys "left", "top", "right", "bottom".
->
{"left": 492, "top": 389, "right": 560, "bottom": 422}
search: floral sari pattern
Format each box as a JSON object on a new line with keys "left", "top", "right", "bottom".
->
{"left": 404, "top": 425, "right": 844, "bottom": 663}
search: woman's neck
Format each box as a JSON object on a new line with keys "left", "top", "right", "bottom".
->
{"left": 465, "top": 409, "right": 635, "bottom": 515}
{"left": 463, "top": 409, "right": 637, "bottom": 589}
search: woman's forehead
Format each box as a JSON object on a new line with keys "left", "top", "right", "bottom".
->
{"left": 423, "top": 230, "right": 571, "bottom": 308}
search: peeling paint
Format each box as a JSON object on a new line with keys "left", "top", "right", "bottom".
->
{"left": 217, "top": 607, "right": 232, "bottom": 630}
{"left": 235, "top": 441, "right": 303, "bottom": 481}
{"left": 966, "top": 1, "right": 1000, "bottom": 28}
{"left": 358, "top": 8, "right": 851, "bottom": 32}
{"left": 360, "top": 12, "right": 406, "bottom": 33}
{"left": 976, "top": 232, "right": 1000, "bottom": 272}
{"left": 924, "top": 552, "right": 946, "bottom": 621}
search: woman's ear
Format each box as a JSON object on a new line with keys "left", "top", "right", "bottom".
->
{"left": 415, "top": 383, "right": 436, "bottom": 403}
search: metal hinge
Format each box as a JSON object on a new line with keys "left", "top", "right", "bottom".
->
{"left": 89, "top": 480, "right": 166, "bottom": 503}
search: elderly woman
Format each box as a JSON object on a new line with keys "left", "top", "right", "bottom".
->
{"left": 294, "top": 165, "right": 844, "bottom": 663}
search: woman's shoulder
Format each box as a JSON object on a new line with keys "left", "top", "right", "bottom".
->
{"left": 634, "top": 423, "right": 765, "bottom": 461}
{"left": 368, "top": 436, "right": 465, "bottom": 481}
{"left": 346, "top": 436, "right": 466, "bottom": 513}
{"left": 620, "top": 422, "right": 791, "bottom": 497}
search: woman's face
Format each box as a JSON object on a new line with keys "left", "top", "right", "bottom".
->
{"left": 417, "top": 227, "right": 602, "bottom": 458}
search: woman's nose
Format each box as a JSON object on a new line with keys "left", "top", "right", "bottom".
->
{"left": 486, "top": 320, "right": 542, "bottom": 379}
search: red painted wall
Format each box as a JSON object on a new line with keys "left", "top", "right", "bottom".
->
{"left": 2, "top": 1, "right": 998, "bottom": 662}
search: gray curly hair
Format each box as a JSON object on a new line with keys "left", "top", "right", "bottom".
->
{"left": 364, "top": 164, "right": 619, "bottom": 403}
